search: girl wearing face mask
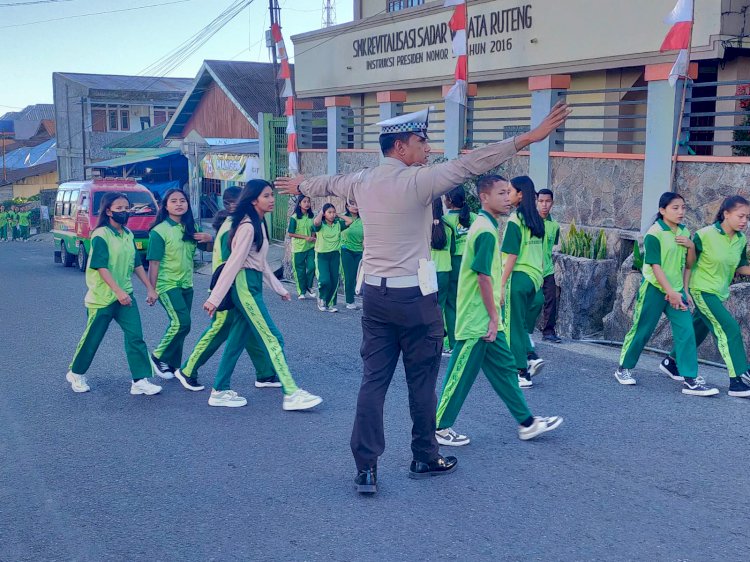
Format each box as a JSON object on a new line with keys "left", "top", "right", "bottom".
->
{"left": 615, "top": 192, "right": 718, "bottom": 397}
{"left": 203, "top": 180, "right": 322, "bottom": 411}
{"left": 660, "top": 195, "right": 750, "bottom": 397}
{"left": 65, "top": 192, "right": 161, "bottom": 396}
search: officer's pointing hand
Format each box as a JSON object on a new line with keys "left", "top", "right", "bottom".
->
{"left": 275, "top": 175, "right": 305, "bottom": 196}
{"left": 523, "top": 101, "right": 571, "bottom": 144}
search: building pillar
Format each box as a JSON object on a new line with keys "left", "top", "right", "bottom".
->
{"left": 295, "top": 99, "right": 315, "bottom": 149}
{"left": 642, "top": 62, "right": 698, "bottom": 233}
{"left": 325, "top": 96, "right": 351, "bottom": 175}
{"left": 528, "top": 75, "right": 571, "bottom": 189}
{"left": 376, "top": 90, "right": 407, "bottom": 161}
{"left": 442, "top": 84, "right": 477, "bottom": 158}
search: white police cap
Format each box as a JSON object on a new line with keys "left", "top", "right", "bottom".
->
{"left": 375, "top": 108, "right": 430, "bottom": 139}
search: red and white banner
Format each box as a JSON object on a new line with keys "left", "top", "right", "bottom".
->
{"left": 272, "top": 23, "right": 299, "bottom": 174}
{"left": 444, "top": 0, "right": 468, "bottom": 105}
{"left": 660, "top": 0, "right": 694, "bottom": 87}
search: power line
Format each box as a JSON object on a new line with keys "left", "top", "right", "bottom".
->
{"left": 0, "top": 0, "right": 195, "bottom": 29}
{"left": 0, "top": 0, "right": 77, "bottom": 6}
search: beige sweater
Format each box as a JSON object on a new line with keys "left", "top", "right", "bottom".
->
{"left": 207, "top": 219, "right": 288, "bottom": 308}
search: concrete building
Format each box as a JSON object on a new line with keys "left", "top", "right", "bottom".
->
{"left": 53, "top": 72, "right": 192, "bottom": 183}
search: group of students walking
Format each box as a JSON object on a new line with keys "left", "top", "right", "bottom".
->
{"left": 0, "top": 205, "right": 32, "bottom": 241}
{"left": 287, "top": 196, "right": 364, "bottom": 313}
{"left": 64, "top": 182, "right": 322, "bottom": 411}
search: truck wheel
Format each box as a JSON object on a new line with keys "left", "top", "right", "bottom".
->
{"left": 61, "top": 241, "right": 75, "bottom": 267}
{"left": 77, "top": 244, "right": 87, "bottom": 272}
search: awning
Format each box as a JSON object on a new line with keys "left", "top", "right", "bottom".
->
{"left": 86, "top": 148, "right": 181, "bottom": 169}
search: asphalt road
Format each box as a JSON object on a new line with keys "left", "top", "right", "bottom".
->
{"left": 1, "top": 240, "right": 748, "bottom": 561}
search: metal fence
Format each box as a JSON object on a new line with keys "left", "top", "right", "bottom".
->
{"left": 345, "top": 103, "right": 382, "bottom": 149}
{"left": 556, "top": 86, "right": 648, "bottom": 153}
{"left": 296, "top": 108, "right": 327, "bottom": 149}
{"left": 467, "top": 93, "right": 531, "bottom": 148}
{"left": 681, "top": 79, "right": 750, "bottom": 157}
{"left": 401, "top": 99, "right": 446, "bottom": 151}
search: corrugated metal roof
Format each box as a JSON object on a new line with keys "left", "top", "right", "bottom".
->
{"left": 104, "top": 124, "right": 167, "bottom": 149}
{"left": 0, "top": 104, "right": 55, "bottom": 121}
{"left": 1, "top": 138, "right": 56, "bottom": 169}
{"left": 55, "top": 72, "right": 193, "bottom": 93}
{"left": 85, "top": 148, "right": 181, "bottom": 169}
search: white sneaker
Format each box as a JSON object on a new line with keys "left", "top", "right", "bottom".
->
{"left": 305, "top": 290, "right": 316, "bottom": 299}
{"left": 130, "top": 378, "right": 162, "bottom": 395}
{"left": 442, "top": 348, "right": 453, "bottom": 358}
{"left": 66, "top": 371, "right": 90, "bottom": 393}
{"left": 208, "top": 389, "right": 247, "bottom": 407}
{"left": 346, "top": 303, "right": 361, "bottom": 310}
{"left": 282, "top": 389, "right": 322, "bottom": 411}
{"left": 298, "top": 293, "right": 306, "bottom": 300}
{"left": 519, "top": 416, "right": 563, "bottom": 440}
{"left": 435, "top": 427, "right": 470, "bottom": 446}
{"left": 527, "top": 357, "right": 545, "bottom": 377}
{"left": 327, "top": 307, "right": 338, "bottom": 313}
{"left": 317, "top": 299, "right": 327, "bottom": 312}
{"left": 614, "top": 367, "right": 636, "bottom": 385}
{"left": 518, "top": 373, "right": 533, "bottom": 388}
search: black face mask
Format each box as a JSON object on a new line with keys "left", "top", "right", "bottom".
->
{"left": 110, "top": 211, "right": 130, "bottom": 225}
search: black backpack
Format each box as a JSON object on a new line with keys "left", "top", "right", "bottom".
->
{"left": 209, "top": 263, "right": 235, "bottom": 311}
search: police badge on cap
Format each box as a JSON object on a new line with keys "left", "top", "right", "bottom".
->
{"left": 375, "top": 108, "right": 430, "bottom": 140}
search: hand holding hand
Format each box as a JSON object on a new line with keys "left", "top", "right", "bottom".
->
{"left": 146, "top": 289, "right": 158, "bottom": 306}
{"left": 665, "top": 291, "right": 687, "bottom": 311}
{"left": 116, "top": 290, "right": 132, "bottom": 306}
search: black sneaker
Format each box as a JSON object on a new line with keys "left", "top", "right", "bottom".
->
{"left": 354, "top": 467, "right": 377, "bottom": 494}
{"left": 659, "top": 357, "right": 684, "bottom": 381}
{"left": 255, "top": 375, "right": 282, "bottom": 388}
{"left": 174, "top": 369, "right": 205, "bottom": 391}
{"left": 408, "top": 455, "right": 458, "bottom": 479}
{"left": 542, "top": 334, "right": 562, "bottom": 343}
{"left": 740, "top": 371, "right": 750, "bottom": 388}
{"left": 150, "top": 354, "right": 174, "bottom": 379}
{"left": 682, "top": 376, "right": 719, "bottom": 397}
{"left": 728, "top": 378, "right": 750, "bottom": 398}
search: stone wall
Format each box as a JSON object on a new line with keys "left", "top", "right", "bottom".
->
{"left": 675, "top": 161, "right": 750, "bottom": 230}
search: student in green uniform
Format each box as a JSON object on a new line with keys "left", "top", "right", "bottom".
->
{"left": 203, "top": 180, "right": 322, "bottom": 410}
{"left": 527, "top": 189, "right": 561, "bottom": 343}
{"left": 65, "top": 192, "right": 162, "bottom": 395}
{"left": 147, "top": 189, "right": 212, "bottom": 379}
{"left": 500, "top": 176, "right": 547, "bottom": 389}
{"left": 443, "top": 186, "right": 478, "bottom": 354}
{"left": 660, "top": 195, "right": 750, "bottom": 397}
{"left": 431, "top": 198, "right": 455, "bottom": 357}
{"left": 8, "top": 206, "right": 18, "bottom": 241}
{"left": 435, "top": 175, "right": 563, "bottom": 447}
{"left": 18, "top": 207, "right": 31, "bottom": 241}
{"left": 313, "top": 203, "right": 352, "bottom": 313}
{"left": 341, "top": 201, "right": 364, "bottom": 310}
{"left": 0, "top": 206, "right": 8, "bottom": 241}
{"left": 175, "top": 187, "right": 281, "bottom": 392}
{"left": 287, "top": 195, "right": 317, "bottom": 300}
{"left": 615, "top": 192, "right": 718, "bottom": 396}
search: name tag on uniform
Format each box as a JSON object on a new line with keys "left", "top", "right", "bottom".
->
{"left": 418, "top": 259, "right": 438, "bottom": 296}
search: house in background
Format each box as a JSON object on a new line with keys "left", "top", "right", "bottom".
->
{"left": 53, "top": 72, "right": 192, "bottom": 182}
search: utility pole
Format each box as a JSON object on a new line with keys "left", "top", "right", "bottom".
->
{"left": 268, "top": 0, "right": 282, "bottom": 117}
{"left": 321, "top": 0, "right": 336, "bottom": 28}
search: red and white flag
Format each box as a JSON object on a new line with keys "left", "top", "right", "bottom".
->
{"left": 660, "top": 0, "right": 694, "bottom": 87}
{"left": 271, "top": 23, "right": 299, "bottom": 174}
{"left": 444, "top": 0, "right": 467, "bottom": 105}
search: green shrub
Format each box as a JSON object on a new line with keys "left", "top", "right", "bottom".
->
{"left": 559, "top": 221, "right": 608, "bottom": 259}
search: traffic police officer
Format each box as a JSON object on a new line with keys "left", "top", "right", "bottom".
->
{"left": 276, "top": 102, "right": 570, "bottom": 494}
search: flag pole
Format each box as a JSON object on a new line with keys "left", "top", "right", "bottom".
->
{"left": 669, "top": 1, "right": 696, "bottom": 192}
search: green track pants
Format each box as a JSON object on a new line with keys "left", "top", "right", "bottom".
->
{"left": 20, "top": 225, "right": 29, "bottom": 240}
{"left": 316, "top": 250, "right": 340, "bottom": 307}
{"left": 292, "top": 249, "right": 315, "bottom": 296}
{"left": 620, "top": 281, "right": 698, "bottom": 378}
{"left": 69, "top": 297, "right": 152, "bottom": 380}
{"left": 181, "top": 308, "right": 276, "bottom": 380}
{"left": 436, "top": 332, "right": 532, "bottom": 429}
{"left": 504, "top": 271, "right": 538, "bottom": 370}
{"left": 341, "top": 247, "right": 362, "bottom": 305}
{"left": 213, "top": 269, "right": 299, "bottom": 394}
{"left": 0, "top": 225, "right": 6, "bottom": 240}
{"left": 669, "top": 290, "right": 748, "bottom": 377}
{"left": 153, "top": 287, "right": 193, "bottom": 369}
{"left": 444, "top": 255, "right": 462, "bottom": 350}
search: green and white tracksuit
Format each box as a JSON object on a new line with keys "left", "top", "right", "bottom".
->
{"left": 147, "top": 218, "right": 197, "bottom": 369}
{"left": 7, "top": 211, "right": 18, "bottom": 240}
{"left": 314, "top": 218, "right": 346, "bottom": 307}
{"left": 341, "top": 216, "right": 363, "bottom": 305}
{"left": 527, "top": 215, "right": 560, "bottom": 338}
{"left": 436, "top": 210, "right": 532, "bottom": 429}
{"left": 431, "top": 220, "right": 455, "bottom": 344}
{"left": 0, "top": 211, "right": 7, "bottom": 240}
{"left": 18, "top": 211, "right": 31, "bottom": 239}
{"left": 444, "top": 210, "right": 478, "bottom": 350}
{"left": 288, "top": 214, "right": 316, "bottom": 296}
{"left": 501, "top": 211, "right": 545, "bottom": 370}
{"left": 620, "top": 220, "right": 698, "bottom": 378}
{"left": 69, "top": 225, "right": 151, "bottom": 380}
{"left": 180, "top": 217, "right": 276, "bottom": 381}
{"left": 670, "top": 223, "right": 749, "bottom": 377}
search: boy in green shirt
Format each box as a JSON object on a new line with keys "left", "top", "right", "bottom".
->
{"left": 528, "top": 189, "right": 561, "bottom": 343}
{"left": 18, "top": 208, "right": 32, "bottom": 241}
{"left": 434, "top": 175, "right": 563, "bottom": 447}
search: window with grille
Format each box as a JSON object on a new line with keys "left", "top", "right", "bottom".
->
{"left": 387, "top": 0, "right": 424, "bottom": 13}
